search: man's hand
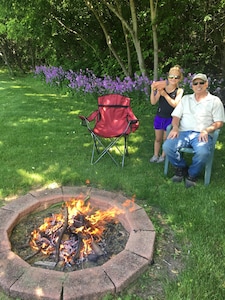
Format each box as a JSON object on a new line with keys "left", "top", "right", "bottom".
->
{"left": 199, "top": 130, "right": 208, "bottom": 142}
{"left": 167, "top": 128, "right": 179, "bottom": 139}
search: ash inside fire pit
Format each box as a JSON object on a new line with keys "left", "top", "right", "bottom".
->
{"left": 10, "top": 198, "right": 129, "bottom": 272}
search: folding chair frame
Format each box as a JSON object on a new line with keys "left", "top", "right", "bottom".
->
{"left": 90, "top": 124, "right": 130, "bottom": 167}
{"left": 164, "top": 124, "right": 220, "bottom": 185}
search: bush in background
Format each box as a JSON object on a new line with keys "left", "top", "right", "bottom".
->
{"left": 34, "top": 66, "right": 224, "bottom": 103}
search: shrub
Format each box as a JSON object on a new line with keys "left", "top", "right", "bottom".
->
{"left": 34, "top": 66, "right": 224, "bottom": 101}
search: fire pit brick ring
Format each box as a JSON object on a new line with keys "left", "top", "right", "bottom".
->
{"left": 0, "top": 186, "right": 155, "bottom": 300}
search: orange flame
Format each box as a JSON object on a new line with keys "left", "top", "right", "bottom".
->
{"left": 122, "top": 195, "right": 136, "bottom": 212}
{"left": 30, "top": 198, "right": 123, "bottom": 265}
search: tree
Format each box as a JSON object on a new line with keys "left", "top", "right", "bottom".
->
{"left": 83, "top": 0, "right": 147, "bottom": 76}
{"left": 83, "top": 0, "right": 130, "bottom": 76}
{"left": 149, "top": 0, "right": 158, "bottom": 80}
{"left": 0, "top": 0, "right": 225, "bottom": 82}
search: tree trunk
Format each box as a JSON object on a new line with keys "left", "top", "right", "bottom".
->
{"left": 116, "top": 0, "right": 133, "bottom": 76}
{"left": 103, "top": 0, "right": 147, "bottom": 76}
{"left": 150, "top": 0, "right": 159, "bottom": 80}
{"left": 0, "top": 39, "right": 14, "bottom": 76}
{"left": 84, "top": 0, "right": 129, "bottom": 76}
{"left": 129, "top": 0, "right": 146, "bottom": 75}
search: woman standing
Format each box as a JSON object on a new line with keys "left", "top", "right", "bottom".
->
{"left": 150, "top": 65, "right": 184, "bottom": 163}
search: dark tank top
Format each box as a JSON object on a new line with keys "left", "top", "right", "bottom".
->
{"left": 156, "top": 88, "right": 178, "bottom": 118}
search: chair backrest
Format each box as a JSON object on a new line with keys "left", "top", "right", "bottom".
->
{"left": 98, "top": 93, "right": 130, "bottom": 107}
{"left": 93, "top": 94, "right": 139, "bottom": 138}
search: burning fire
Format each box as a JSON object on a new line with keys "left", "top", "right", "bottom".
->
{"left": 30, "top": 198, "right": 123, "bottom": 266}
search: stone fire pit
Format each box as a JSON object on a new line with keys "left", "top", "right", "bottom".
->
{"left": 0, "top": 186, "right": 155, "bottom": 300}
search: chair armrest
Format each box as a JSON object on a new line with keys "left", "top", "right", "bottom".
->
{"left": 130, "top": 119, "right": 139, "bottom": 124}
{"left": 79, "top": 109, "right": 100, "bottom": 128}
{"left": 166, "top": 124, "right": 172, "bottom": 136}
{"left": 128, "top": 119, "right": 139, "bottom": 132}
{"left": 86, "top": 110, "right": 99, "bottom": 122}
{"left": 212, "top": 129, "right": 220, "bottom": 143}
{"left": 79, "top": 115, "right": 88, "bottom": 127}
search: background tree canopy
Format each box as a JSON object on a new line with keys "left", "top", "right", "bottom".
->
{"left": 0, "top": 0, "right": 224, "bottom": 80}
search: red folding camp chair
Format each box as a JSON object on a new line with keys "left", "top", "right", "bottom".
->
{"left": 79, "top": 94, "right": 139, "bottom": 167}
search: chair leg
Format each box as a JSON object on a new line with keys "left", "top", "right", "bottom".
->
{"left": 91, "top": 135, "right": 121, "bottom": 166}
{"left": 164, "top": 156, "right": 169, "bottom": 175}
{"left": 124, "top": 135, "right": 128, "bottom": 156}
{"left": 121, "top": 136, "right": 127, "bottom": 167}
{"left": 91, "top": 143, "right": 95, "bottom": 165}
{"left": 90, "top": 133, "right": 130, "bottom": 167}
{"left": 204, "top": 158, "right": 213, "bottom": 185}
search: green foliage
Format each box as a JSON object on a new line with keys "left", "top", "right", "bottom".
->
{"left": 0, "top": 0, "right": 225, "bottom": 77}
{"left": 0, "top": 23, "right": 6, "bottom": 34}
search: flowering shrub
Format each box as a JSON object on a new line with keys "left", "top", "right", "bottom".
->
{"left": 34, "top": 66, "right": 224, "bottom": 101}
{"left": 34, "top": 66, "right": 65, "bottom": 87}
{"left": 34, "top": 66, "right": 154, "bottom": 98}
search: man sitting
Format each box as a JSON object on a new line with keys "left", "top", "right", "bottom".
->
{"left": 163, "top": 73, "right": 225, "bottom": 188}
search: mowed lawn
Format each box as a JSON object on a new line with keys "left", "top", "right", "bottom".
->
{"left": 0, "top": 69, "right": 225, "bottom": 300}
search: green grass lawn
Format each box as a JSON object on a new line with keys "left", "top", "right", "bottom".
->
{"left": 0, "top": 69, "right": 225, "bottom": 300}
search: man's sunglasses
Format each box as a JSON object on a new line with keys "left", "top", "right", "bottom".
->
{"left": 168, "top": 75, "right": 180, "bottom": 79}
{"left": 193, "top": 81, "right": 205, "bottom": 86}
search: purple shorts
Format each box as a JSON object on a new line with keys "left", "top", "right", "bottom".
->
{"left": 153, "top": 115, "right": 172, "bottom": 130}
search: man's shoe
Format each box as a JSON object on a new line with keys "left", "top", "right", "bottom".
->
{"left": 171, "top": 167, "right": 188, "bottom": 183}
{"left": 185, "top": 176, "right": 197, "bottom": 188}
{"left": 171, "top": 175, "right": 183, "bottom": 182}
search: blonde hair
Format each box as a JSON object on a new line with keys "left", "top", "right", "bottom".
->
{"left": 169, "top": 65, "right": 183, "bottom": 81}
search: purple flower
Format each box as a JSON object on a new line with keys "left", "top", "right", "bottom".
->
{"left": 34, "top": 66, "right": 224, "bottom": 98}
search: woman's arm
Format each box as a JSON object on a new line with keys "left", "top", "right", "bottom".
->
{"left": 150, "top": 84, "right": 161, "bottom": 105}
{"left": 160, "top": 88, "right": 184, "bottom": 108}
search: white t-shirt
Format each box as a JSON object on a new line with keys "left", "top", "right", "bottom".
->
{"left": 172, "top": 92, "right": 225, "bottom": 132}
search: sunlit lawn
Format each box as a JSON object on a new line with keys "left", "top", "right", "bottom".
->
{"left": 0, "top": 69, "right": 225, "bottom": 300}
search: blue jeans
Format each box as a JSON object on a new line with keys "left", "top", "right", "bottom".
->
{"left": 162, "top": 131, "right": 213, "bottom": 178}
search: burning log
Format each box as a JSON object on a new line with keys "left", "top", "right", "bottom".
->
{"left": 24, "top": 247, "right": 41, "bottom": 261}
{"left": 72, "top": 235, "right": 83, "bottom": 261}
{"left": 87, "top": 241, "right": 104, "bottom": 262}
{"left": 34, "top": 261, "right": 57, "bottom": 269}
{"left": 91, "top": 241, "right": 104, "bottom": 256}
{"left": 55, "top": 205, "right": 68, "bottom": 265}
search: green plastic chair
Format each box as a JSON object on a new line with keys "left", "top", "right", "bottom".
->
{"left": 164, "top": 125, "right": 220, "bottom": 185}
